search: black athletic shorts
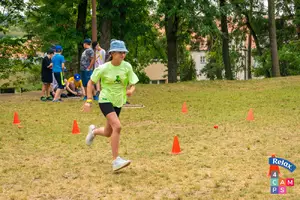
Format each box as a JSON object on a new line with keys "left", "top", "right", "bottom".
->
{"left": 53, "top": 72, "right": 65, "bottom": 89}
{"left": 41, "top": 72, "right": 53, "bottom": 83}
{"left": 99, "top": 103, "right": 121, "bottom": 117}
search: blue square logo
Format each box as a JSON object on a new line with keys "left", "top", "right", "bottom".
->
{"left": 271, "top": 170, "right": 279, "bottom": 178}
{"left": 271, "top": 186, "right": 278, "bottom": 194}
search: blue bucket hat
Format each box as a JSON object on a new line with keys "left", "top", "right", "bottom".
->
{"left": 55, "top": 45, "right": 63, "bottom": 52}
{"left": 108, "top": 39, "right": 128, "bottom": 53}
{"left": 74, "top": 73, "right": 81, "bottom": 81}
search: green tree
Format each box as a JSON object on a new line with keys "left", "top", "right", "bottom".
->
{"left": 97, "top": 0, "right": 163, "bottom": 74}
{"left": 178, "top": 44, "right": 196, "bottom": 81}
{"left": 0, "top": 36, "right": 41, "bottom": 89}
{"left": 76, "top": 0, "right": 88, "bottom": 71}
{"left": 200, "top": 35, "right": 223, "bottom": 80}
{"left": 0, "top": 0, "right": 25, "bottom": 34}
{"left": 25, "top": 0, "right": 85, "bottom": 72}
{"left": 230, "top": 0, "right": 272, "bottom": 78}
{"left": 156, "top": 0, "right": 215, "bottom": 82}
{"left": 278, "top": 40, "right": 300, "bottom": 75}
{"left": 294, "top": 0, "right": 300, "bottom": 39}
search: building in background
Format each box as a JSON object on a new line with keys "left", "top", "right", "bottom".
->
{"left": 144, "top": 19, "right": 259, "bottom": 83}
{"left": 144, "top": 62, "right": 168, "bottom": 84}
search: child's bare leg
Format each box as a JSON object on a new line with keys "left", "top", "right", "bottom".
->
{"left": 105, "top": 112, "right": 121, "bottom": 160}
{"left": 41, "top": 84, "right": 46, "bottom": 96}
{"left": 93, "top": 120, "right": 113, "bottom": 137}
{"left": 45, "top": 83, "right": 51, "bottom": 96}
{"left": 54, "top": 88, "right": 62, "bottom": 100}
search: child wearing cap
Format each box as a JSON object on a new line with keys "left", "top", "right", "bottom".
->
{"left": 52, "top": 45, "right": 66, "bottom": 102}
{"left": 80, "top": 39, "right": 95, "bottom": 100}
{"left": 66, "top": 74, "right": 85, "bottom": 97}
{"left": 82, "top": 39, "right": 139, "bottom": 172}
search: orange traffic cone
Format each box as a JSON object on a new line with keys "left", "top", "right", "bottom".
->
{"left": 13, "top": 112, "right": 20, "bottom": 125}
{"left": 171, "top": 136, "right": 181, "bottom": 154}
{"left": 268, "top": 154, "right": 280, "bottom": 177}
{"left": 182, "top": 102, "right": 188, "bottom": 113}
{"left": 246, "top": 108, "right": 254, "bottom": 121}
{"left": 72, "top": 120, "right": 80, "bottom": 134}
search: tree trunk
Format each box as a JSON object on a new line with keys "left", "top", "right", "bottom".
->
{"left": 216, "top": 68, "right": 222, "bottom": 79}
{"left": 268, "top": 0, "right": 281, "bottom": 77}
{"left": 244, "top": 19, "right": 262, "bottom": 56}
{"left": 100, "top": 19, "right": 112, "bottom": 51}
{"left": 91, "top": 0, "right": 97, "bottom": 42}
{"left": 165, "top": 14, "right": 179, "bottom": 83}
{"left": 247, "top": 33, "right": 252, "bottom": 79}
{"left": 295, "top": 0, "right": 300, "bottom": 39}
{"left": 220, "top": 0, "right": 233, "bottom": 80}
{"left": 119, "top": 7, "right": 126, "bottom": 41}
{"left": 76, "top": 0, "right": 88, "bottom": 71}
{"left": 243, "top": 51, "right": 246, "bottom": 80}
{"left": 247, "top": 0, "right": 252, "bottom": 79}
{"left": 98, "top": 0, "right": 112, "bottom": 51}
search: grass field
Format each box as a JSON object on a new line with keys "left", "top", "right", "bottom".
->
{"left": 1, "top": 77, "right": 300, "bottom": 199}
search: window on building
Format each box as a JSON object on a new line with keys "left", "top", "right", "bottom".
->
{"left": 200, "top": 56, "right": 206, "bottom": 63}
{"left": 150, "top": 80, "right": 166, "bottom": 84}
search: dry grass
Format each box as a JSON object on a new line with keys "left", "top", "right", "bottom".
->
{"left": 1, "top": 76, "right": 300, "bottom": 199}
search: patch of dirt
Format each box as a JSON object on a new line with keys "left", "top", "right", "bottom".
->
{"left": 0, "top": 91, "right": 40, "bottom": 100}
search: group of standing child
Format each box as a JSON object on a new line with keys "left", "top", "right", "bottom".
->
{"left": 41, "top": 39, "right": 106, "bottom": 102}
{"left": 40, "top": 45, "right": 65, "bottom": 102}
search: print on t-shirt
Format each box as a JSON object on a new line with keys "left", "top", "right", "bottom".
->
{"left": 114, "top": 75, "right": 121, "bottom": 84}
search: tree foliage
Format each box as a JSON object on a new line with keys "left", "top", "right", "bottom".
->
{"left": 2, "top": 0, "right": 300, "bottom": 88}
{"left": 0, "top": 0, "right": 25, "bottom": 34}
{"left": 24, "top": 0, "right": 81, "bottom": 67}
{"left": 156, "top": 0, "right": 217, "bottom": 82}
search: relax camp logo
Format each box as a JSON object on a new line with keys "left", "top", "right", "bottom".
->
{"left": 268, "top": 154, "right": 296, "bottom": 194}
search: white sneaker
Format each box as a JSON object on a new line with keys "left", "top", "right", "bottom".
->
{"left": 86, "top": 125, "right": 95, "bottom": 145}
{"left": 112, "top": 156, "right": 131, "bottom": 171}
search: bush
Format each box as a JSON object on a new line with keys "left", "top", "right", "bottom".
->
{"left": 135, "top": 71, "right": 150, "bottom": 84}
{"left": 254, "top": 40, "right": 300, "bottom": 77}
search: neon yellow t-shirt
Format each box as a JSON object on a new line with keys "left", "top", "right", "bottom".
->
{"left": 91, "top": 61, "right": 139, "bottom": 107}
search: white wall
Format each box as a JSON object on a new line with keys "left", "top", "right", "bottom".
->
{"left": 190, "top": 51, "right": 208, "bottom": 80}
{"left": 191, "top": 51, "right": 258, "bottom": 80}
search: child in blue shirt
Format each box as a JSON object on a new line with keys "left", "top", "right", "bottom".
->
{"left": 52, "top": 45, "right": 66, "bottom": 102}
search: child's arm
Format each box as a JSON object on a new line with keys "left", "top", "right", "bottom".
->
{"left": 66, "top": 81, "right": 77, "bottom": 95}
{"left": 82, "top": 80, "right": 95, "bottom": 112}
{"left": 126, "top": 85, "right": 135, "bottom": 97}
{"left": 86, "top": 80, "right": 95, "bottom": 99}
{"left": 87, "top": 56, "right": 95, "bottom": 71}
